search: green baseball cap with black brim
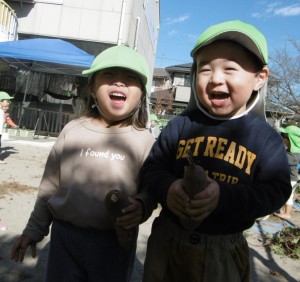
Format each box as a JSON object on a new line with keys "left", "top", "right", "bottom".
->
{"left": 82, "top": 45, "right": 150, "bottom": 88}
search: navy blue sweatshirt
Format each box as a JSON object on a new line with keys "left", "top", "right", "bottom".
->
{"left": 141, "top": 110, "right": 292, "bottom": 235}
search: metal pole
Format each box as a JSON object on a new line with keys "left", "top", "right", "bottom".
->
{"left": 18, "top": 70, "right": 31, "bottom": 126}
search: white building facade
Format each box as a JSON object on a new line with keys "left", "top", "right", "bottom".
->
{"left": 6, "top": 0, "right": 160, "bottom": 77}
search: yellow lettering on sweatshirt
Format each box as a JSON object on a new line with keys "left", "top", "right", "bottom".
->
{"left": 176, "top": 136, "right": 256, "bottom": 175}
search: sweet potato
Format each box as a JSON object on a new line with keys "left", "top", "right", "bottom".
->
{"left": 105, "top": 189, "right": 131, "bottom": 218}
{"left": 104, "top": 189, "right": 133, "bottom": 251}
{"left": 180, "top": 151, "right": 208, "bottom": 230}
{"left": 183, "top": 159, "right": 207, "bottom": 198}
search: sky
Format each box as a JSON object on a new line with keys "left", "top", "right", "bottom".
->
{"left": 155, "top": 0, "right": 300, "bottom": 68}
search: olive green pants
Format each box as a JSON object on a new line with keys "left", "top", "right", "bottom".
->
{"left": 143, "top": 212, "right": 250, "bottom": 282}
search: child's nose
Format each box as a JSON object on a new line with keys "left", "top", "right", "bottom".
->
{"left": 210, "top": 70, "right": 225, "bottom": 84}
{"left": 113, "top": 81, "right": 125, "bottom": 87}
{"left": 112, "top": 73, "right": 126, "bottom": 86}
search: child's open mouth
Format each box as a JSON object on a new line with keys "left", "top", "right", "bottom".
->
{"left": 210, "top": 92, "right": 230, "bottom": 107}
{"left": 110, "top": 93, "right": 126, "bottom": 101}
{"left": 211, "top": 92, "right": 230, "bottom": 100}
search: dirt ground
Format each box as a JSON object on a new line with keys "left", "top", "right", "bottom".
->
{"left": 0, "top": 136, "right": 300, "bottom": 282}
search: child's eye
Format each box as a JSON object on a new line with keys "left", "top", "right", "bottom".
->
{"left": 198, "top": 67, "right": 211, "bottom": 74}
{"left": 224, "top": 62, "right": 239, "bottom": 71}
{"left": 127, "top": 74, "right": 139, "bottom": 81}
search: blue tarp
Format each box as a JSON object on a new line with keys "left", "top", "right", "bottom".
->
{"left": 0, "top": 38, "right": 94, "bottom": 76}
{"left": 251, "top": 220, "right": 294, "bottom": 234}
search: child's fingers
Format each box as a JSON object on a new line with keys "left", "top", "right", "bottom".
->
{"left": 11, "top": 247, "right": 20, "bottom": 262}
{"left": 121, "top": 198, "right": 140, "bottom": 214}
{"left": 31, "top": 243, "right": 37, "bottom": 258}
{"left": 167, "top": 179, "right": 191, "bottom": 216}
{"left": 119, "top": 220, "right": 140, "bottom": 230}
{"left": 116, "top": 214, "right": 142, "bottom": 229}
{"left": 185, "top": 205, "right": 207, "bottom": 217}
{"left": 189, "top": 211, "right": 210, "bottom": 222}
{"left": 11, "top": 237, "right": 26, "bottom": 262}
{"left": 117, "top": 210, "right": 142, "bottom": 223}
{"left": 11, "top": 235, "right": 36, "bottom": 262}
{"left": 116, "top": 201, "right": 143, "bottom": 228}
{"left": 12, "top": 246, "right": 27, "bottom": 262}
{"left": 168, "top": 195, "right": 191, "bottom": 219}
{"left": 185, "top": 194, "right": 219, "bottom": 219}
{"left": 192, "top": 179, "right": 219, "bottom": 200}
{"left": 19, "top": 248, "right": 26, "bottom": 262}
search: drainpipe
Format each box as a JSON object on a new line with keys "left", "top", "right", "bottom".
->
{"left": 133, "top": 16, "right": 140, "bottom": 50}
{"left": 117, "top": 0, "right": 126, "bottom": 45}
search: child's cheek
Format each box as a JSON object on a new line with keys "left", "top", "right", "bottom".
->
{"left": 196, "top": 78, "right": 206, "bottom": 99}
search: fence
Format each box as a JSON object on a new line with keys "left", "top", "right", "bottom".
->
{"left": 10, "top": 106, "right": 79, "bottom": 137}
{"left": 8, "top": 106, "right": 176, "bottom": 137}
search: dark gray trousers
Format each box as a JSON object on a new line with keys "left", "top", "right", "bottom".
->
{"left": 45, "top": 219, "right": 137, "bottom": 282}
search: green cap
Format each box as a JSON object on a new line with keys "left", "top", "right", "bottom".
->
{"left": 150, "top": 114, "right": 158, "bottom": 121}
{"left": 190, "top": 20, "right": 268, "bottom": 65}
{"left": 279, "top": 125, "right": 300, "bottom": 153}
{"left": 0, "top": 91, "right": 14, "bottom": 100}
{"left": 82, "top": 45, "right": 150, "bottom": 87}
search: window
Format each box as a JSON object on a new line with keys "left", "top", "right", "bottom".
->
{"left": 184, "top": 76, "right": 191, "bottom": 87}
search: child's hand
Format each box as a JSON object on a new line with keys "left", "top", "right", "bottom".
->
{"left": 185, "top": 177, "right": 220, "bottom": 221}
{"left": 166, "top": 179, "right": 191, "bottom": 219}
{"left": 11, "top": 234, "right": 37, "bottom": 262}
{"left": 116, "top": 198, "right": 143, "bottom": 229}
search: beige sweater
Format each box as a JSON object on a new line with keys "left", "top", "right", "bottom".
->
{"left": 23, "top": 117, "right": 155, "bottom": 242}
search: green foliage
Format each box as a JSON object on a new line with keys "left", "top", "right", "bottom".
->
{"left": 266, "top": 227, "right": 300, "bottom": 260}
{"left": 295, "top": 184, "right": 300, "bottom": 194}
{"left": 243, "top": 231, "right": 252, "bottom": 239}
{"left": 173, "top": 108, "right": 184, "bottom": 115}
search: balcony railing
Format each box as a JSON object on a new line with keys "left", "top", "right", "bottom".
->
{"left": 0, "top": 0, "right": 18, "bottom": 41}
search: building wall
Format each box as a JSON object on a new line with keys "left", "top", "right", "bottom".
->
{"left": 7, "top": 0, "right": 160, "bottom": 78}
{"left": 172, "top": 73, "right": 191, "bottom": 87}
{"left": 151, "top": 77, "right": 171, "bottom": 93}
{"left": 175, "top": 85, "right": 190, "bottom": 102}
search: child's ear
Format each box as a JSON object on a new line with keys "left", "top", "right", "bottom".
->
{"left": 89, "top": 86, "right": 96, "bottom": 98}
{"left": 254, "top": 67, "right": 269, "bottom": 91}
{"left": 90, "top": 91, "right": 96, "bottom": 99}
